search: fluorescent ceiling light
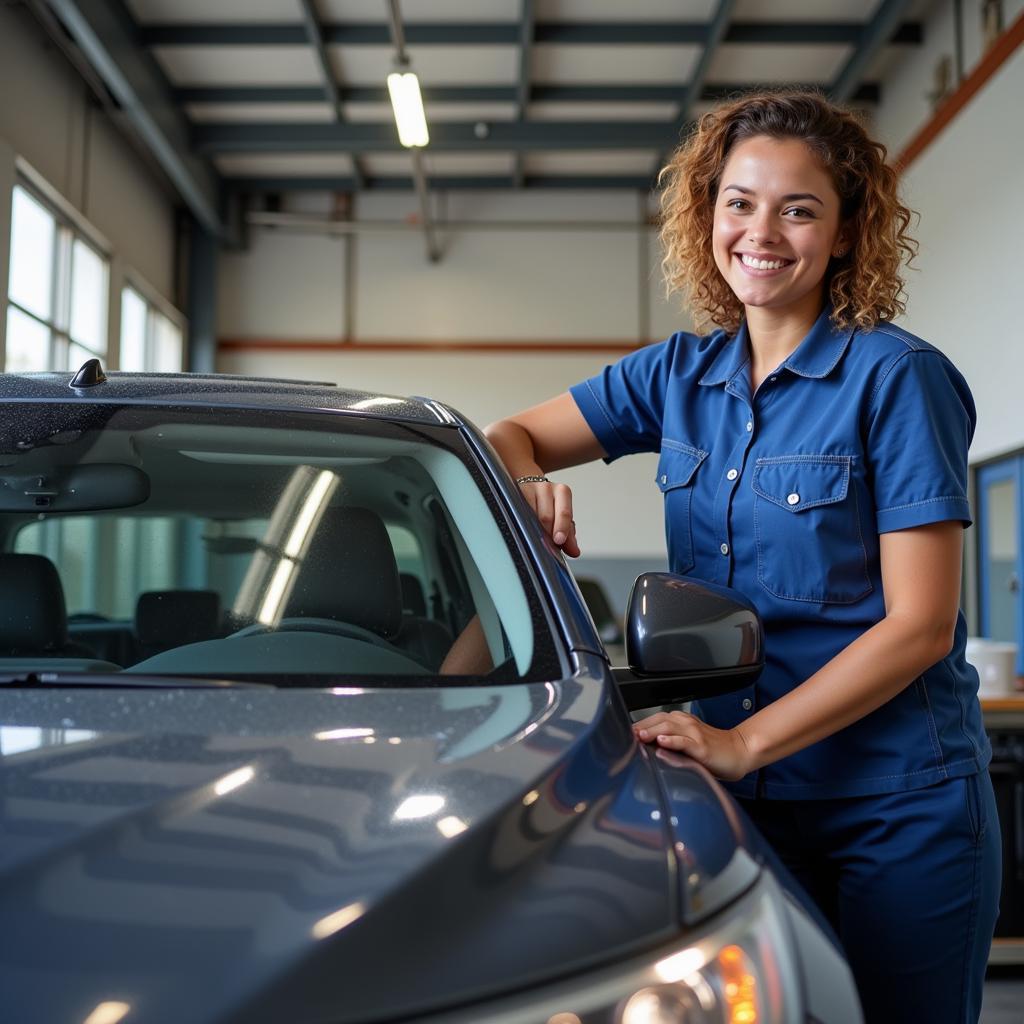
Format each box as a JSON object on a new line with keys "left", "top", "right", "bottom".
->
{"left": 387, "top": 71, "right": 429, "bottom": 148}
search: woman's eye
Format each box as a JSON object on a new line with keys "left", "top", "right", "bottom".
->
{"left": 783, "top": 207, "right": 813, "bottom": 218}
{"left": 726, "top": 199, "right": 749, "bottom": 210}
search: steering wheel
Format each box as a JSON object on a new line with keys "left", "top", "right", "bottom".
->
{"left": 230, "top": 617, "right": 394, "bottom": 649}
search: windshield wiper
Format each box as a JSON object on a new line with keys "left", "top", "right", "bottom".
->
{"left": 0, "top": 672, "right": 273, "bottom": 689}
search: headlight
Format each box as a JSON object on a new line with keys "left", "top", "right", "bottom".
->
{"left": 429, "top": 871, "right": 816, "bottom": 1024}
{"left": 610, "top": 871, "right": 797, "bottom": 1024}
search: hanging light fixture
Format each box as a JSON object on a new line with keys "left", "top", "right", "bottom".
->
{"left": 387, "top": 69, "right": 429, "bottom": 148}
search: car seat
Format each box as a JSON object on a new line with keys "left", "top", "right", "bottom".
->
{"left": 0, "top": 553, "right": 98, "bottom": 658}
{"left": 286, "top": 508, "right": 452, "bottom": 669}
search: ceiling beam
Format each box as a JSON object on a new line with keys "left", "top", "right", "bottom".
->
{"left": 192, "top": 121, "right": 685, "bottom": 154}
{"left": 299, "top": 0, "right": 342, "bottom": 116}
{"left": 140, "top": 21, "right": 922, "bottom": 47}
{"left": 227, "top": 175, "right": 657, "bottom": 192}
{"left": 672, "top": 0, "right": 736, "bottom": 135}
{"left": 830, "top": 0, "right": 917, "bottom": 103}
{"left": 298, "top": 0, "right": 365, "bottom": 189}
{"left": 44, "top": 0, "right": 224, "bottom": 236}
{"left": 513, "top": 0, "right": 535, "bottom": 188}
{"left": 175, "top": 83, "right": 882, "bottom": 105}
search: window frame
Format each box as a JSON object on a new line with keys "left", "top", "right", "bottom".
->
{"left": 6, "top": 166, "right": 112, "bottom": 373}
{"left": 120, "top": 268, "right": 187, "bottom": 372}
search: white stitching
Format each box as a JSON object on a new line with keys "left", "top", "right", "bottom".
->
{"left": 876, "top": 495, "right": 967, "bottom": 514}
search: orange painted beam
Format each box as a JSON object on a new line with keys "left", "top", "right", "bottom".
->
{"left": 217, "top": 338, "right": 648, "bottom": 354}
{"left": 895, "top": 7, "right": 1024, "bottom": 173}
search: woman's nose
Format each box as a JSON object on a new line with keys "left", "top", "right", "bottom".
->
{"left": 748, "top": 212, "right": 781, "bottom": 245}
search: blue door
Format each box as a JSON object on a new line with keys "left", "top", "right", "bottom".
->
{"left": 976, "top": 457, "right": 1024, "bottom": 675}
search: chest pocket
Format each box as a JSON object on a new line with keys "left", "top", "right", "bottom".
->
{"left": 656, "top": 443, "right": 707, "bottom": 575}
{"left": 752, "top": 455, "right": 871, "bottom": 604}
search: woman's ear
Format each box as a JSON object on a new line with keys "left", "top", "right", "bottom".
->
{"left": 832, "top": 228, "right": 852, "bottom": 259}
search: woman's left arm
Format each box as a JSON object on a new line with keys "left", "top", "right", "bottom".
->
{"left": 634, "top": 521, "right": 964, "bottom": 780}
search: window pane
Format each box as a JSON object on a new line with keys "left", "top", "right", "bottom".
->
{"left": 120, "top": 288, "right": 148, "bottom": 370}
{"left": 984, "top": 478, "right": 1018, "bottom": 643}
{"left": 8, "top": 186, "right": 55, "bottom": 321}
{"left": 4, "top": 306, "right": 51, "bottom": 371}
{"left": 153, "top": 313, "right": 183, "bottom": 372}
{"left": 70, "top": 239, "right": 108, "bottom": 354}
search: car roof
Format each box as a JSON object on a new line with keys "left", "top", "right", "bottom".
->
{"left": 1, "top": 369, "right": 462, "bottom": 427}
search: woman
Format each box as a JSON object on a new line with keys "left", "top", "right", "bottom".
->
{"left": 485, "top": 91, "right": 1000, "bottom": 1023}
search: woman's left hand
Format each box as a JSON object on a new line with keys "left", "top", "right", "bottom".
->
{"left": 632, "top": 710, "right": 755, "bottom": 782}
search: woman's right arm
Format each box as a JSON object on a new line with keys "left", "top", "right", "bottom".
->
{"left": 485, "top": 392, "right": 606, "bottom": 558}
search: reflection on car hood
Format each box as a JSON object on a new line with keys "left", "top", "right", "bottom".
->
{"left": 0, "top": 680, "right": 680, "bottom": 1024}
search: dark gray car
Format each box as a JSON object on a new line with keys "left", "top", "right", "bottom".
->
{"left": 0, "top": 368, "right": 862, "bottom": 1023}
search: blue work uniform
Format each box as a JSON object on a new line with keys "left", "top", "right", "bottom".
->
{"left": 570, "top": 305, "right": 1000, "bottom": 1023}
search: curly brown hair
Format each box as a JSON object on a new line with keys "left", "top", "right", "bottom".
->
{"left": 658, "top": 89, "right": 917, "bottom": 334}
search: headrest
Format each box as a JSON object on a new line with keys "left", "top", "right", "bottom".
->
{"left": 0, "top": 553, "right": 69, "bottom": 653}
{"left": 135, "top": 590, "right": 222, "bottom": 648}
{"left": 400, "top": 573, "right": 427, "bottom": 617}
{"left": 285, "top": 506, "right": 402, "bottom": 637}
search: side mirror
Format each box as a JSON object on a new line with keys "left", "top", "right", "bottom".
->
{"left": 613, "top": 572, "right": 763, "bottom": 712}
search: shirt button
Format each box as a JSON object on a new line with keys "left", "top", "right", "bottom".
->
{"left": 720, "top": 542, "right": 729, "bottom": 555}
{"left": 770, "top": 376, "right": 778, "bottom": 383}
{"left": 660, "top": 474, "right": 667, "bottom": 484}
{"left": 726, "top": 468, "right": 738, "bottom": 481}
{"left": 745, "top": 421, "right": 753, "bottom": 432}
{"left": 787, "top": 492, "right": 800, "bottom": 506}
{"left": 741, "top": 698, "right": 753, "bottom": 711}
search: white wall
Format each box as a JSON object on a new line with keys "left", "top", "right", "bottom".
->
{"left": 0, "top": 4, "right": 178, "bottom": 303}
{"left": 894, "top": 42, "right": 1024, "bottom": 462}
{"left": 218, "top": 189, "right": 690, "bottom": 562}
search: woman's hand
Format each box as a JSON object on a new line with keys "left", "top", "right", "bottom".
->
{"left": 519, "top": 479, "right": 581, "bottom": 557}
{"left": 485, "top": 394, "right": 605, "bottom": 560}
{"left": 632, "top": 709, "right": 755, "bottom": 782}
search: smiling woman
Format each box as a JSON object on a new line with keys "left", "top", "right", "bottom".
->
{"left": 484, "top": 89, "right": 1000, "bottom": 1024}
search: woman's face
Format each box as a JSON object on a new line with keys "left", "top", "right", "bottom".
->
{"left": 711, "top": 135, "right": 846, "bottom": 319}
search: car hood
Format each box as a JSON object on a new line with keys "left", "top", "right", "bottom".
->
{"left": 0, "top": 676, "right": 686, "bottom": 1024}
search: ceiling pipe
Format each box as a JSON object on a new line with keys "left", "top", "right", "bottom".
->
{"left": 246, "top": 211, "right": 657, "bottom": 234}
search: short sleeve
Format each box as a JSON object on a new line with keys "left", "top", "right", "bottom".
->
{"left": 866, "top": 350, "right": 976, "bottom": 533}
{"left": 569, "top": 337, "right": 677, "bottom": 461}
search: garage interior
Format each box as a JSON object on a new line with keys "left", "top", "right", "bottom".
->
{"left": 0, "top": 0, "right": 1022, "bottom": 1020}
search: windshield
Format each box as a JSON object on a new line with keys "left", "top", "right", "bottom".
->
{"left": 0, "top": 401, "right": 559, "bottom": 685}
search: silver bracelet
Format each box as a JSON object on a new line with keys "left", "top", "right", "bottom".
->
{"left": 515, "top": 474, "right": 550, "bottom": 485}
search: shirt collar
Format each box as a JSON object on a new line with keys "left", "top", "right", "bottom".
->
{"left": 698, "top": 305, "right": 855, "bottom": 387}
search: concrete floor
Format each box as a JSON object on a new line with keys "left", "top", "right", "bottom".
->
{"left": 980, "top": 973, "right": 1024, "bottom": 1023}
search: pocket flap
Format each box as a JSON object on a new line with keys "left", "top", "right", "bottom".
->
{"left": 752, "top": 456, "right": 851, "bottom": 512}
{"left": 656, "top": 444, "right": 707, "bottom": 492}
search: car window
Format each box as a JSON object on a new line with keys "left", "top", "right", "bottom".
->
{"left": 0, "top": 402, "right": 560, "bottom": 684}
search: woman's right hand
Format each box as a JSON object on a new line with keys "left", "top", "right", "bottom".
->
{"left": 485, "top": 392, "right": 605, "bottom": 561}
{"left": 518, "top": 478, "right": 581, "bottom": 557}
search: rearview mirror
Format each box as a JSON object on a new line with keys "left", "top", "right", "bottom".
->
{"left": 613, "top": 572, "right": 763, "bottom": 711}
{"left": 0, "top": 464, "right": 150, "bottom": 512}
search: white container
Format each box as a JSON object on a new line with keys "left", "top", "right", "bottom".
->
{"left": 965, "top": 638, "right": 1018, "bottom": 697}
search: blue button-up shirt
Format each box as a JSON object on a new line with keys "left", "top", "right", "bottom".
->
{"left": 571, "top": 306, "right": 991, "bottom": 799}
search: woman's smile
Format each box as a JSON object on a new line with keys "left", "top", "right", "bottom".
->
{"left": 734, "top": 251, "right": 796, "bottom": 275}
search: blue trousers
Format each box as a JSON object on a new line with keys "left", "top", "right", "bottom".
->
{"left": 738, "top": 771, "right": 1001, "bottom": 1024}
